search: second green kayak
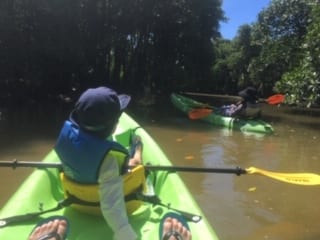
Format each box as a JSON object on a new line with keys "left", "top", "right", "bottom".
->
{"left": 171, "top": 93, "right": 274, "bottom": 134}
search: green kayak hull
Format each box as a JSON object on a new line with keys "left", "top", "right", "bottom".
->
{"left": 0, "top": 113, "right": 219, "bottom": 240}
{"left": 171, "top": 93, "right": 274, "bottom": 134}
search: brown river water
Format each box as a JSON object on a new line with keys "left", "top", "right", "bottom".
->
{"left": 0, "top": 103, "right": 319, "bottom": 240}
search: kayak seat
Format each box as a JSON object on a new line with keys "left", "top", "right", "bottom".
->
{"left": 60, "top": 165, "right": 147, "bottom": 216}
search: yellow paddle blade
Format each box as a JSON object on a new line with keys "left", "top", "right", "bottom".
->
{"left": 246, "top": 167, "right": 320, "bottom": 186}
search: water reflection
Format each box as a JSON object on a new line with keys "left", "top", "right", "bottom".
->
{"left": 191, "top": 118, "right": 320, "bottom": 240}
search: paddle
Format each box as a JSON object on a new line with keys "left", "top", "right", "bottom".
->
{"left": 187, "top": 94, "right": 285, "bottom": 120}
{"left": 184, "top": 92, "right": 285, "bottom": 105}
{"left": 188, "top": 108, "right": 213, "bottom": 120}
{"left": 148, "top": 165, "right": 320, "bottom": 185}
{"left": 1, "top": 160, "right": 320, "bottom": 185}
{"left": 263, "top": 94, "right": 285, "bottom": 105}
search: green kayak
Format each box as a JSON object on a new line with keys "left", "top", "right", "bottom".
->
{"left": 171, "top": 93, "right": 274, "bottom": 134}
{"left": 0, "top": 113, "right": 219, "bottom": 240}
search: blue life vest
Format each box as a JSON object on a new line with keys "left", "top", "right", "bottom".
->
{"left": 55, "top": 120, "right": 129, "bottom": 183}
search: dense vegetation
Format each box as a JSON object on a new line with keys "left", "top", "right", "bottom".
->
{"left": 0, "top": 0, "right": 319, "bottom": 111}
{"left": 213, "top": 0, "right": 320, "bottom": 107}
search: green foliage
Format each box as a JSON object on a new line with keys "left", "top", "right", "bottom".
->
{"left": 275, "top": 3, "right": 320, "bottom": 107}
{"left": 248, "top": 0, "right": 312, "bottom": 95}
{"left": 212, "top": 24, "right": 261, "bottom": 93}
{"left": 1, "top": 0, "right": 319, "bottom": 108}
{"left": 257, "top": 0, "right": 310, "bottom": 41}
{"left": 0, "top": 0, "right": 225, "bottom": 96}
{"left": 213, "top": 0, "right": 319, "bottom": 107}
{"left": 211, "top": 39, "right": 239, "bottom": 93}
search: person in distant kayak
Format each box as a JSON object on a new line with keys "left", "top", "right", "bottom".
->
{"left": 54, "top": 86, "right": 143, "bottom": 240}
{"left": 219, "top": 86, "right": 261, "bottom": 118}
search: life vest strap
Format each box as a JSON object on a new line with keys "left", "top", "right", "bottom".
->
{"left": 64, "top": 190, "right": 162, "bottom": 208}
{"left": 63, "top": 191, "right": 143, "bottom": 207}
{"left": 124, "top": 192, "right": 161, "bottom": 205}
{"left": 65, "top": 192, "right": 100, "bottom": 206}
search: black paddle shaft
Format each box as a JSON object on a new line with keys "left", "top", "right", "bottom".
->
{"left": 144, "top": 165, "right": 247, "bottom": 175}
{"left": 0, "top": 160, "right": 63, "bottom": 170}
{"left": 0, "top": 160, "right": 247, "bottom": 175}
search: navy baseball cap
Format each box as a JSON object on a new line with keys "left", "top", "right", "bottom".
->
{"left": 70, "top": 87, "right": 130, "bottom": 131}
{"left": 238, "top": 87, "right": 258, "bottom": 102}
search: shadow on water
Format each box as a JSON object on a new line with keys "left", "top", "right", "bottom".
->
{"left": 0, "top": 107, "right": 69, "bottom": 207}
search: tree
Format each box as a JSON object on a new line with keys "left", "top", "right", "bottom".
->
{"left": 275, "top": 3, "right": 320, "bottom": 107}
{"left": 211, "top": 24, "right": 261, "bottom": 94}
{"left": 249, "top": 0, "right": 312, "bottom": 95}
{"left": 0, "top": 0, "right": 225, "bottom": 99}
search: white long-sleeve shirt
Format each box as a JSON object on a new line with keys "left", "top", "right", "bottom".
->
{"left": 98, "top": 154, "right": 138, "bottom": 240}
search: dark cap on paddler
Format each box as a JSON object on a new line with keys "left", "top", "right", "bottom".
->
{"left": 70, "top": 86, "right": 131, "bottom": 132}
{"left": 238, "top": 87, "right": 258, "bottom": 102}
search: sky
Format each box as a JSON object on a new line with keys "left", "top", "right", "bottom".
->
{"left": 220, "top": 0, "right": 271, "bottom": 39}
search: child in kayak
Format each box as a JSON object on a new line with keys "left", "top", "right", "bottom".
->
{"left": 54, "top": 86, "right": 142, "bottom": 240}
